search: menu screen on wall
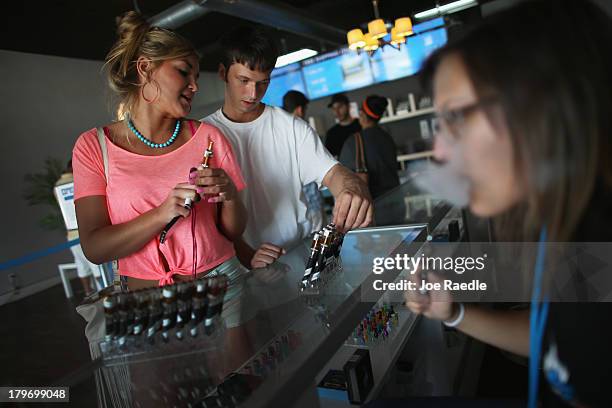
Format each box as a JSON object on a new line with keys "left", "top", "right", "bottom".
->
{"left": 261, "top": 18, "right": 447, "bottom": 103}
{"left": 370, "top": 24, "right": 447, "bottom": 82}
{"left": 302, "top": 50, "right": 375, "bottom": 99}
{"left": 262, "top": 63, "right": 307, "bottom": 107}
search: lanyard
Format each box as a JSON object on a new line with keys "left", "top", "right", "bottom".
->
{"left": 528, "top": 227, "right": 549, "bottom": 408}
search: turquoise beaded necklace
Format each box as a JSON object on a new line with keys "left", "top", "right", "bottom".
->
{"left": 126, "top": 115, "right": 181, "bottom": 148}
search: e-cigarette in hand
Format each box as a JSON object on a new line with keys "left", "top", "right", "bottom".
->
{"left": 160, "top": 141, "right": 214, "bottom": 243}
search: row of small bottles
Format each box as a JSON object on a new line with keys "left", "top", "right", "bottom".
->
{"left": 349, "top": 303, "right": 400, "bottom": 345}
{"left": 300, "top": 223, "right": 345, "bottom": 290}
{"left": 102, "top": 275, "right": 228, "bottom": 348}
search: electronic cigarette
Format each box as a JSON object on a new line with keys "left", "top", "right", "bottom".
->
{"left": 301, "top": 233, "right": 321, "bottom": 289}
{"left": 308, "top": 229, "right": 331, "bottom": 288}
{"left": 160, "top": 141, "right": 214, "bottom": 243}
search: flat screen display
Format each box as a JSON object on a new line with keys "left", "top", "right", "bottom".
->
{"left": 262, "top": 63, "right": 307, "bottom": 107}
{"left": 261, "top": 18, "right": 447, "bottom": 103}
{"left": 302, "top": 50, "right": 375, "bottom": 99}
{"left": 370, "top": 25, "right": 447, "bottom": 82}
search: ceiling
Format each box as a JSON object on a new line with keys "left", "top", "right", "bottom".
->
{"left": 2, "top": 0, "right": 488, "bottom": 71}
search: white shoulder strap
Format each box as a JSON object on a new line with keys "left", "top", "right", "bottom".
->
{"left": 95, "top": 127, "right": 119, "bottom": 286}
{"left": 96, "top": 127, "right": 109, "bottom": 182}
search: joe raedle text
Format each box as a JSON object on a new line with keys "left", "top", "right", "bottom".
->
{"left": 372, "top": 279, "right": 487, "bottom": 292}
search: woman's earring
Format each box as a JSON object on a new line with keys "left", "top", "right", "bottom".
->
{"left": 141, "top": 80, "right": 161, "bottom": 104}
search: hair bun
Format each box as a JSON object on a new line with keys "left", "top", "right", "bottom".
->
{"left": 115, "top": 11, "right": 150, "bottom": 42}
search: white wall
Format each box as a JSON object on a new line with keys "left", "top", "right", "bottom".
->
{"left": 0, "top": 50, "right": 112, "bottom": 296}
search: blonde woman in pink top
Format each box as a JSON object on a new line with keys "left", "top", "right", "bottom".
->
{"left": 72, "top": 12, "right": 249, "bottom": 328}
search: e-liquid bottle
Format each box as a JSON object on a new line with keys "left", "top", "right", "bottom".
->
{"left": 204, "top": 277, "right": 226, "bottom": 335}
{"left": 132, "top": 290, "right": 149, "bottom": 336}
{"left": 146, "top": 290, "right": 162, "bottom": 342}
{"left": 190, "top": 280, "right": 207, "bottom": 337}
{"left": 103, "top": 295, "right": 116, "bottom": 341}
{"left": 161, "top": 285, "right": 177, "bottom": 342}
{"left": 175, "top": 282, "right": 192, "bottom": 340}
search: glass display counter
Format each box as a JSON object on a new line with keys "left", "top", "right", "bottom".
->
{"left": 70, "top": 181, "right": 460, "bottom": 408}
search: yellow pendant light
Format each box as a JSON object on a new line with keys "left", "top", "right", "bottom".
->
{"left": 346, "top": 0, "right": 414, "bottom": 54}
{"left": 390, "top": 27, "right": 406, "bottom": 46}
{"left": 368, "top": 19, "right": 387, "bottom": 40}
{"left": 394, "top": 17, "right": 413, "bottom": 37}
{"left": 347, "top": 29, "right": 366, "bottom": 50}
{"left": 363, "top": 33, "right": 379, "bottom": 51}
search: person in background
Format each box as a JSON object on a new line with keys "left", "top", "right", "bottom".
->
{"left": 282, "top": 90, "right": 326, "bottom": 233}
{"left": 325, "top": 93, "right": 361, "bottom": 157}
{"left": 282, "top": 90, "right": 309, "bottom": 120}
{"left": 54, "top": 160, "right": 101, "bottom": 296}
{"left": 339, "top": 95, "right": 400, "bottom": 199}
{"left": 203, "top": 26, "right": 372, "bottom": 270}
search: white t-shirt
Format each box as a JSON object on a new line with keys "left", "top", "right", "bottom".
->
{"left": 203, "top": 105, "right": 338, "bottom": 250}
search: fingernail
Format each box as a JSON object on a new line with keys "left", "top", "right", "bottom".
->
{"left": 196, "top": 187, "right": 204, "bottom": 194}
{"left": 208, "top": 198, "right": 218, "bottom": 203}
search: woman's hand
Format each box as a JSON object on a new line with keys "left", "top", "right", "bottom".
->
{"left": 404, "top": 272, "right": 455, "bottom": 321}
{"left": 251, "top": 243, "right": 286, "bottom": 269}
{"left": 191, "top": 167, "right": 237, "bottom": 203}
{"left": 157, "top": 182, "right": 199, "bottom": 222}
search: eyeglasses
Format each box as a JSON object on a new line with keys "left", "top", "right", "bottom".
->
{"left": 432, "top": 98, "right": 497, "bottom": 141}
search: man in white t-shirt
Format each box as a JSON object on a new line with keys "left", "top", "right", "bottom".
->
{"left": 203, "top": 26, "right": 373, "bottom": 269}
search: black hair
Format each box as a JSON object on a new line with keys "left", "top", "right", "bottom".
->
{"left": 363, "top": 95, "right": 388, "bottom": 123}
{"left": 219, "top": 26, "right": 279, "bottom": 76}
{"left": 282, "top": 90, "right": 309, "bottom": 113}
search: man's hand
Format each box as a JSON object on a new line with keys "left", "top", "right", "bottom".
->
{"left": 333, "top": 188, "right": 373, "bottom": 232}
{"left": 323, "top": 164, "right": 374, "bottom": 233}
{"left": 251, "top": 243, "right": 286, "bottom": 269}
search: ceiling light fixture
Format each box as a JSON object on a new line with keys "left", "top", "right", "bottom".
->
{"left": 347, "top": 0, "right": 413, "bottom": 56}
{"left": 275, "top": 48, "right": 319, "bottom": 68}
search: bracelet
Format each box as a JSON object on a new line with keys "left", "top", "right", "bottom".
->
{"left": 443, "top": 303, "right": 465, "bottom": 327}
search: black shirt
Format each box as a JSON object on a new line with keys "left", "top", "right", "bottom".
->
{"left": 338, "top": 126, "right": 400, "bottom": 199}
{"left": 325, "top": 119, "right": 361, "bottom": 157}
{"left": 541, "top": 182, "right": 612, "bottom": 408}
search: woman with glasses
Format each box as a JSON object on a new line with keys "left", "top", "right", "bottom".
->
{"left": 404, "top": 0, "right": 612, "bottom": 407}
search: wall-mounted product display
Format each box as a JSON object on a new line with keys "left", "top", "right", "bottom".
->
{"left": 262, "top": 18, "right": 447, "bottom": 106}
